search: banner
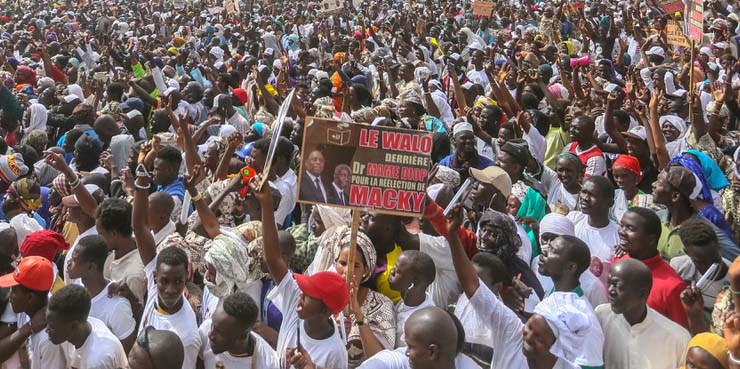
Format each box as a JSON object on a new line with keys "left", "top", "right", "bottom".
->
{"left": 688, "top": 0, "right": 703, "bottom": 42}
{"left": 472, "top": 1, "right": 495, "bottom": 17}
{"left": 297, "top": 118, "right": 432, "bottom": 215}
{"left": 317, "top": 0, "right": 344, "bottom": 15}
{"left": 667, "top": 20, "right": 690, "bottom": 47}
{"left": 656, "top": 0, "right": 683, "bottom": 13}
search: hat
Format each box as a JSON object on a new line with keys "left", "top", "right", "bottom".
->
{"left": 452, "top": 122, "right": 473, "bottom": 136}
{"left": 120, "top": 97, "right": 144, "bottom": 112}
{"left": 294, "top": 271, "right": 349, "bottom": 314}
{"left": 645, "top": 46, "right": 665, "bottom": 58}
{"left": 20, "top": 230, "right": 69, "bottom": 262}
{"left": 469, "top": 166, "right": 512, "bottom": 198}
{"left": 622, "top": 125, "right": 647, "bottom": 142}
{"left": 0, "top": 255, "right": 53, "bottom": 291}
{"left": 700, "top": 47, "right": 714, "bottom": 58}
{"left": 710, "top": 18, "right": 729, "bottom": 31}
{"left": 62, "top": 94, "right": 80, "bottom": 104}
{"left": 62, "top": 184, "right": 103, "bottom": 207}
{"left": 500, "top": 139, "right": 531, "bottom": 165}
{"left": 665, "top": 165, "right": 702, "bottom": 200}
{"left": 0, "top": 153, "right": 28, "bottom": 184}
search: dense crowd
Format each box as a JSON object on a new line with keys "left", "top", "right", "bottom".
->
{"left": 2, "top": 0, "right": 740, "bottom": 368}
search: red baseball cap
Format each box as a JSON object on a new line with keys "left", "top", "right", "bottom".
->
{"left": 0, "top": 256, "right": 53, "bottom": 292}
{"left": 294, "top": 271, "right": 349, "bottom": 315}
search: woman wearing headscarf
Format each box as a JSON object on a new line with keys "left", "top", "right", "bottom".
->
{"left": 545, "top": 152, "right": 584, "bottom": 214}
{"left": 530, "top": 213, "right": 609, "bottom": 308}
{"left": 3, "top": 177, "right": 45, "bottom": 246}
{"left": 24, "top": 103, "right": 47, "bottom": 133}
{"left": 722, "top": 147, "right": 740, "bottom": 243}
{"left": 661, "top": 115, "right": 689, "bottom": 159}
{"left": 306, "top": 205, "right": 354, "bottom": 275}
{"left": 288, "top": 205, "right": 351, "bottom": 273}
{"left": 334, "top": 230, "right": 395, "bottom": 368}
{"left": 670, "top": 153, "right": 735, "bottom": 242}
{"left": 201, "top": 234, "right": 252, "bottom": 320}
{"left": 679, "top": 332, "right": 728, "bottom": 369}
{"left": 477, "top": 210, "right": 544, "bottom": 300}
{"left": 13, "top": 65, "right": 36, "bottom": 95}
{"left": 611, "top": 154, "right": 657, "bottom": 222}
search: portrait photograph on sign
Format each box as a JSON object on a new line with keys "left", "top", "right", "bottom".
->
{"left": 297, "top": 118, "right": 433, "bottom": 216}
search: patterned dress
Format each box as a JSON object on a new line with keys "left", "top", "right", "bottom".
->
{"left": 346, "top": 290, "right": 396, "bottom": 368}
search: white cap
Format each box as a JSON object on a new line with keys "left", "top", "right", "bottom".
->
{"left": 452, "top": 122, "right": 473, "bottom": 136}
{"left": 645, "top": 46, "right": 665, "bottom": 57}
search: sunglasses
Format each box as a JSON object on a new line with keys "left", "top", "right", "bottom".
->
{"left": 137, "top": 326, "right": 157, "bottom": 369}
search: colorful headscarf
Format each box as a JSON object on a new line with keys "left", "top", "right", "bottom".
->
{"left": 684, "top": 149, "right": 729, "bottom": 191}
{"left": 680, "top": 333, "right": 728, "bottom": 369}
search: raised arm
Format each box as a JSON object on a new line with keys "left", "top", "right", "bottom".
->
{"left": 445, "top": 206, "right": 479, "bottom": 298}
{"left": 251, "top": 176, "right": 288, "bottom": 283}
{"left": 44, "top": 152, "right": 97, "bottom": 217}
{"left": 185, "top": 164, "right": 221, "bottom": 239}
{"left": 132, "top": 166, "right": 156, "bottom": 266}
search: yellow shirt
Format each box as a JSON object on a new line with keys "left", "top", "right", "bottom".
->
{"left": 377, "top": 245, "right": 403, "bottom": 304}
{"left": 658, "top": 222, "right": 685, "bottom": 260}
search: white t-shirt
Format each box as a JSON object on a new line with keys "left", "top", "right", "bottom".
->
{"left": 394, "top": 294, "right": 435, "bottom": 348}
{"left": 66, "top": 317, "right": 128, "bottom": 369}
{"left": 198, "top": 320, "right": 279, "bottom": 369}
{"left": 12, "top": 312, "right": 68, "bottom": 369}
{"left": 201, "top": 286, "right": 220, "bottom": 323}
{"left": 140, "top": 258, "right": 202, "bottom": 369}
{"left": 358, "top": 348, "right": 479, "bottom": 369}
{"left": 65, "top": 226, "right": 98, "bottom": 286}
{"left": 418, "top": 233, "right": 461, "bottom": 308}
{"left": 267, "top": 273, "right": 348, "bottom": 369}
{"left": 89, "top": 282, "right": 136, "bottom": 340}
{"left": 531, "top": 256, "right": 609, "bottom": 308}
{"left": 568, "top": 211, "right": 619, "bottom": 287}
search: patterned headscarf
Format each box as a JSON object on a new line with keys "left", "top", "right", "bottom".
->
{"left": 477, "top": 209, "right": 521, "bottom": 260}
{"left": 339, "top": 229, "right": 376, "bottom": 282}
{"left": 8, "top": 177, "right": 41, "bottom": 213}
{"left": 204, "top": 234, "right": 251, "bottom": 297}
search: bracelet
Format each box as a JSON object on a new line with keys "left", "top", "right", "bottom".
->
{"left": 68, "top": 175, "right": 80, "bottom": 188}
{"left": 729, "top": 350, "right": 740, "bottom": 364}
{"left": 192, "top": 192, "right": 203, "bottom": 202}
{"left": 134, "top": 182, "right": 151, "bottom": 191}
{"left": 729, "top": 286, "right": 740, "bottom": 295}
{"left": 354, "top": 319, "right": 365, "bottom": 326}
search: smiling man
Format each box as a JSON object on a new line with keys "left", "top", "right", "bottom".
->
{"left": 440, "top": 122, "right": 495, "bottom": 182}
{"left": 300, "top": 149, "right": 333, "bottom": 203}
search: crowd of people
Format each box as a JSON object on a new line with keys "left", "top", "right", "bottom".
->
{"left": 2, "top": 0, "right": 740, "bottom": 367}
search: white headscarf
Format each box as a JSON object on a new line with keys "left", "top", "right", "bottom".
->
{"left": 533, "top": 292, "right": 592, "bottom": 363}
{"left": 67, "top": 84, "right": 85, "bottom": 101}
{"left": 315, "top": 205, "right": 352, "bottom": 230}
{"left": 27, "top": 103, "right": 48, "bottom": 132}
{"left": 203, "top": 234, "right": 251, "bottom": 298}
{"left": 460, "top": 27, "right": 486, "bottom": 50}
{"left": 539, "top": 213, "right": 575, "bottom": 238}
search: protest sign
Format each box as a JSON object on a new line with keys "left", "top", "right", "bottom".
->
{"left": 472, "top": 1, "right": 494, "bottom": 17}
{"left": 667, "top": 20, "right": 690, "bottom": 48}
{"left": 317, "top": 0, "right": 343, "bottom": 15}
{"left": 297, "top": 118, "right": 433, "bottom": 216}
{"left": 688, "top": 0, "right": 703, "bottom": 42}
{"left": 656, "top": 0, "right": 683, "bottom": 13}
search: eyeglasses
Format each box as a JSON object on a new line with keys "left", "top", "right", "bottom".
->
{"left": 137, "top": 326, "right": 157, "bottom": 369}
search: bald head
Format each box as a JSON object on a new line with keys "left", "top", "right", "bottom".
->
{"left": 405, "top": 307, "right": 458, "bottom": 368}
{"left": 148, "top": 329, "right": 184, "bottom": 368}
{"left": 148, "top": 192, "right": 175, "bottom": 230}
{"left": 612, "top": 258, "right": 653, "bottom": 293}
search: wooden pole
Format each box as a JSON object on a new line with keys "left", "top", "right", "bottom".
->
{"left": 345, "top": 210, "right": 362, "bottom": 286}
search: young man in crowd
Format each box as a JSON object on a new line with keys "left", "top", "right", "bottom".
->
{"left": 66, "top": 234, "right": 137, "bottom": 352}
{"left": 198, "top": 292, "right": 279, "bottom": 368}
{"left": 614, "top": 207, "right": 689, "bottom": 328}
{"left": 45, "top": 284, "right": 128, "bottom": 368}
{"left": 388, "top": 250, "right": 436, "bottom": 348}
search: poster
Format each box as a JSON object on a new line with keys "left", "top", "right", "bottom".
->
{"left": 472, "top": 1, "right": 495, "bottom": 17}
{"left": 656, "top": 0, "right": 683, "bottom": 13}
{"left": 688, "top": 0, "right": 703, "bottom": 42}
{"left": 297, "top": 118, "right": 433, "bottom": 215}
{"left": 317, "top": 0, "right": 343, "bottom": 15}
{"left": 224, "top": 0, "right": 238, "bottom": 14}
{"left": 667, "top": 20, "right": 690, "bottom": 47}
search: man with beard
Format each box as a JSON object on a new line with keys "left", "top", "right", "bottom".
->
{"left": 439, "top": 123, "right": 495, "bottom": 182}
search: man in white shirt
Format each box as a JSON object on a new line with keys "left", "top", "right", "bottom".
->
{"left": 45, "top": 285, "right": 128, "bottom": 369}
{"left": 568, "top": 176, "right": 619, "bottom": 287}
{"left": 329, "top": 164, "right": 351, "bottom": 206}
{"left": 199, "top": 292, "right": 279, "bottom": 368}
{"left": 256, "top": 180, "right": 349, "bottom": 368}
{"left": 96, "top": 198, "right": 147, "bottom": 305}
{"left": 62, "top": 183, "right": 104, "bottom": 286}
{"left": 596, "top": 259, "right": 690, "bottom": 369}
{"left": 67, "top": 234, "right": 136, "bottom": 352}
{"left": 132, "top": 173, "right": 201, "bottom": 369}
{"left": 388, "top": 250, "right": 436, "bottom": 347}
{"left": 0, "top": 256, "right": 68, "bottom": 368}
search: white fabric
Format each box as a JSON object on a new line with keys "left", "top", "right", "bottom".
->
{"left": 65, "top": 226, "right": 98, "bottom": 286}
{"left": 568, "top": 211, "right": 618, "bottom": 287}
{"left": 15, "top": 312, "right": 69, "bottom": 369}
{"left": 89, "top": 282, "right": 136, "bottom": 340}
{"left": 534, "top": 292, "right": 601, "bottom": 366}
{"left": 198, "top": 322, "right": 279, "bottom": 369}
{"left": 267, "top": 273, "right": 348, "bottom": 369}
{"left": 394, "top": 294, "right": 435, "bottom": 348}
{"left": 532, "top": 258, "right": 609, "bottom": 308}
{"left": 595, "top": 305, "right": 690, "bottom": 369}
{"left": 153, "top": 221, "right": 177, "bottom": 247}
{"left": 65, "top": 317, "right": 128, "bottom": 369}
{"left": 200, "top": 286, "right": 220, "bottom": 322}
{"left": 357, "top": 348, "right": 479, "bottom": 369}
{"left": 26, "top": 103, "right": 48, "bottom": 132}
{"left": 140, "top": 258, "right": 201, "bottom": 369}
{"left": 103, "top": 248, "right": 146, "bottom": 304}
{"left": 418, "top": 233, "right": 461, "bottom": 308}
